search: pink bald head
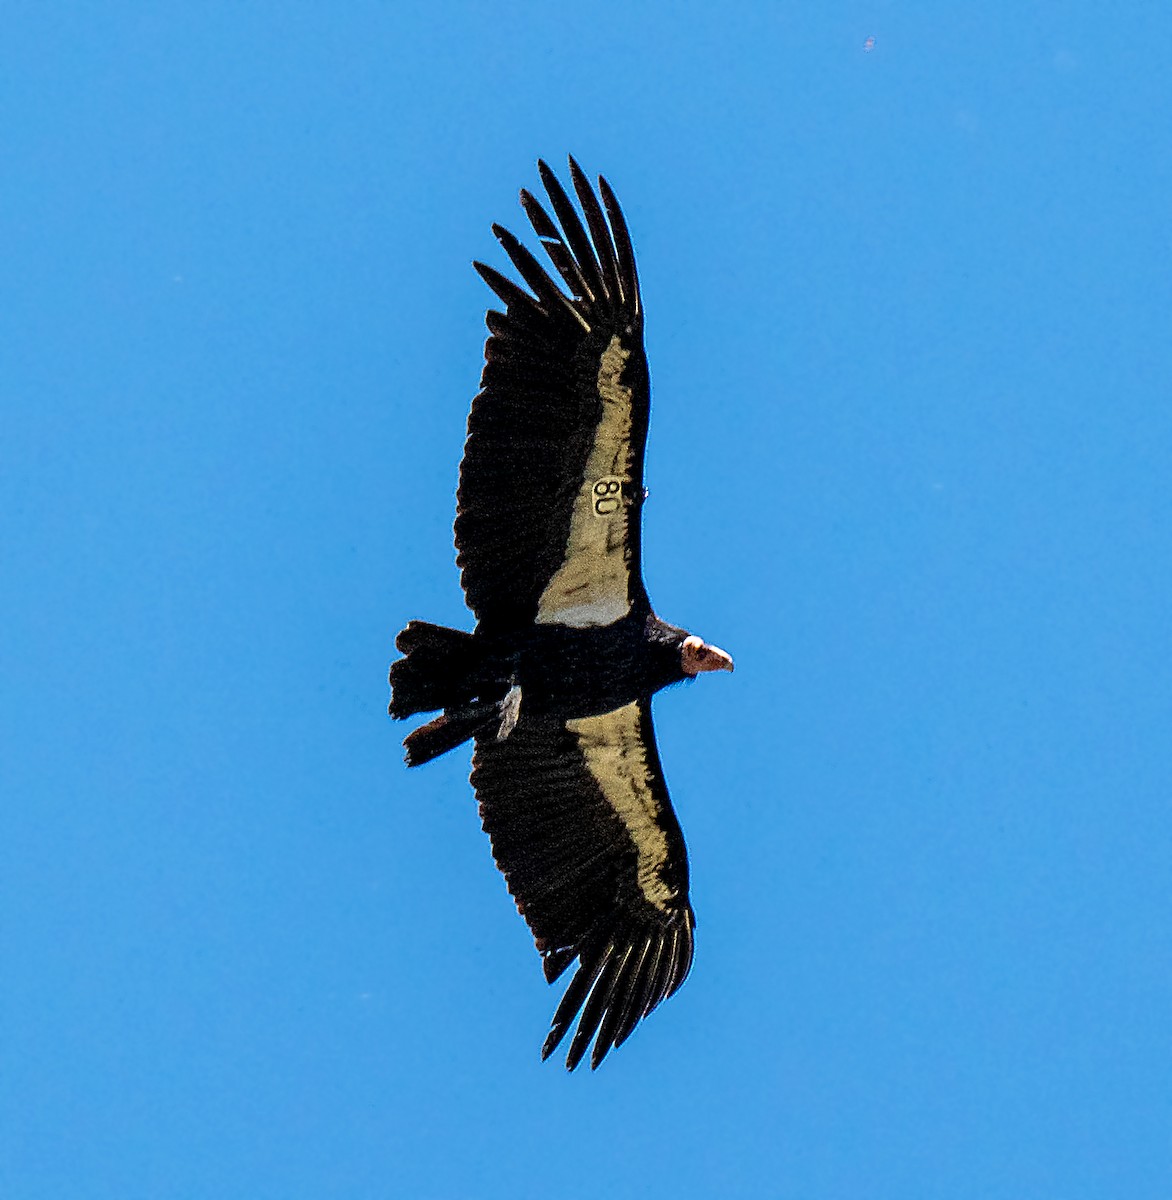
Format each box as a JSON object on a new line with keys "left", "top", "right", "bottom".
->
{"left": 680, "top": 635, "right": 735, "bottom": 676}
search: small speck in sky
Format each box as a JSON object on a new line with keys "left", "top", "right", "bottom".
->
{"left": 863, "top": 35, "right": 876, "bottom": 52}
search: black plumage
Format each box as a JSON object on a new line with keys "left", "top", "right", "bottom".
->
{"left": 389, "top": 158, "right": 731, "bottom": 1070}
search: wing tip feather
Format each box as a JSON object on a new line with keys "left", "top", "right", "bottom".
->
{"left": 534, "top": 915, "right": 692, "bottom": 1072}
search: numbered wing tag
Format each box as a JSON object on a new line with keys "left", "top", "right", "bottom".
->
{"left": 592, "top": 476, "right": 626, "bottom": 517}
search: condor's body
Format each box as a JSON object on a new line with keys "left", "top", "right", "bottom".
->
{"left": 401, "top": 613, "right": 693, "bottom": 724}
{"left": 389, "top": 159, "right": 732, "bottom": 1071}
{"left": 513, "top": 615, "right": 697, "bottom": 716}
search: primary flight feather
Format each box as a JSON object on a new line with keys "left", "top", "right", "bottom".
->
{"left": 389, "top": 157, "right": 732, "bottom": 1070}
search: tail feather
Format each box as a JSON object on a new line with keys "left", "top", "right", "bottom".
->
{"left": 404, "top": 704, "right": 499, "bottom": 766}
{"left": 389, "top": 619, "right": 498, "bottom": 766}
{"left": 389, "top": 620, "right": 479, "bottom": 719}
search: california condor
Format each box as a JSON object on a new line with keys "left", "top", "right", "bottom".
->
{"left": 389, "top": 158, "right": 733, "bottom": 1070}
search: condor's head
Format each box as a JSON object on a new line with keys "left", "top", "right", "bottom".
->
{"left": 646, "top": 617, "right": 734, "bottom": 690}
{"left": 680, "top": 634, "right": 735, "bottom": 677}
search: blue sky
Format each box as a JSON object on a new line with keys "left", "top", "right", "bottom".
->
{"left": 4, "top": 3, "right": 1171, "bottom": 1196}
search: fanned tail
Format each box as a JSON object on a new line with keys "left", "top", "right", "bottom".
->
{"left": 389, "top": 620, "right": 499, "bottom": 766}
{"left": 389, "top": 621, "right": 479, "bottom": 719}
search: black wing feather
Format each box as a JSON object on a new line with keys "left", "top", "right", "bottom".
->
{"left": 456, "top": 158, "right": 650, "bottom": 632}
{"left": 568, "top": 155, "right": 624, "bottom": 306}
{"left": 472, "top": 703, "right": 694, "bottom": 1070}
{"left": 598, "top": 175, "right": 641, "bottom": 319}
{"left": 472, "top": 260, "right": 558, "bottom": 327}
{"left": 536, "top": 160, "right": 608, "bottom": 304}
{"left": 614, "top": 935, "right": 663, "bottom": 1049}
{"left": 491, "top": 224, "right": 588, "bottom": 327}
{"left": 518, "top": 191, "right": 592, "bottom": 305}
{"left": 565, "top": 938, "right": 627, "bottom": 1070}
{"left": 591, "top": 931, "right": 653, "bottom": 1067}
{"left": 541, "top": 929, "right": 610, "bottom": 1060}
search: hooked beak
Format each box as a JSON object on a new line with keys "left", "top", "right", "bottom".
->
{"left": 681, "top": 634, "right": 735, "bottom": 676}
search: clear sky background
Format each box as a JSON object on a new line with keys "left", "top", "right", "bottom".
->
{"left": 4, "top": 4, "right": 1171, "bottom": 1197}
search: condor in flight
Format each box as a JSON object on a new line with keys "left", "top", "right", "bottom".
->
{"left": 389, "top": 158, "right": 733, "bottom": 1071}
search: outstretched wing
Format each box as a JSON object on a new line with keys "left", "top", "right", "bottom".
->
{"left": 471, "top": 699, "right": 695, "bottom": 1070}
{"left": 455, "top": 157, "right": 651, "bottom": 634}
